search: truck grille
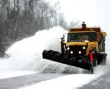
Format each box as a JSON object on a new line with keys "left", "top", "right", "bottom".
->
{"left": 69, "top": 46, "right": 86, "bottom": 56}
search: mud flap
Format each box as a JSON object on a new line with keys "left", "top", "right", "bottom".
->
{"left": 42, "top": 50, "right": 91, "bottom": 71}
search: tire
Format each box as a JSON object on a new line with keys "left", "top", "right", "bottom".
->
{"left": 93, "top": 59, "right": 97, "bottom": 67}
{"left": 95, "top": 60, "right": 98, "bottom": 66}
{"left": 90, "top": 61, "right": 94, "bottom": 74}
{"left": 102, "top": 56, "right": 106, "bottom": 65}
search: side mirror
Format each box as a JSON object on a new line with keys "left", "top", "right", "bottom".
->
{"left": 63, "top": 33, "right": 68, "bottom": 42}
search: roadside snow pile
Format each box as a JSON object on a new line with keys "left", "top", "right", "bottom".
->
{"left": 20, "top": 74, "right": 99, "bottom": 89}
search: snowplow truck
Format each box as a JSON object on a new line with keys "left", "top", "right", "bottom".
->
{"left": 42, "top": 22, "right": 107, "bottom": 73}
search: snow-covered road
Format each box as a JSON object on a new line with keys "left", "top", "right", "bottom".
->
{"left": 0, "top": 69, "right": 110, "bottom": 89}
{"left": 0, "top": 73, "right": 63, "bottom": 89}
{"left": 79, "top": 71, "right": 110, "bottom": 89}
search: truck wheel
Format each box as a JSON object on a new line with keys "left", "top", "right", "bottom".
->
{"left": 95, "top": 60, "right": 98, "bottom": 66}
{"left": 102, "top": 56, "right": 106, "bottom": 65}
{"left": 90, "top": 61, "right": 94, "bottom": 74}
{"left": 93, "top": 59, "right": 98, "bottom": 66}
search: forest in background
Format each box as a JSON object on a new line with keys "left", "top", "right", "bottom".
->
{"left": 0, "top": 0, "right": 79, "bottom": 57}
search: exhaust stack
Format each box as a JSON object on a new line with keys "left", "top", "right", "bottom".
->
{"left": 82, "top": 22, "right": 86, "bottom": 29}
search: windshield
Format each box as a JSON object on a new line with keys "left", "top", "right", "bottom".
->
{"left": 67, "top": 32, "right": 97, "bottom": 42}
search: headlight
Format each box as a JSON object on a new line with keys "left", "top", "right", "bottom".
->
{"left": 83, "top": 46, "right": 86, "bottom": 49}
{"left": 85, "top": 40, "right": 89, "bottom": 43}
{"left": 67, "top": 47, "right": 70, "bottom": 50}
{"left": 70, "top": 51, "right": 73, "bottom": 54}
{"left": 79, "top": 51, "right": 81, "bottom": 54}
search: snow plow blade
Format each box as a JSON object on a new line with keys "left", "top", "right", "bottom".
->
{"left": 42, "top": 50, "right": 91, "bottom": 71}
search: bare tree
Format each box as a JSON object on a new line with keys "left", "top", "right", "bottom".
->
{"left": 0, "top": 0, "right": 68, "bottom": 57}
{"left": 69, "top": 20, "right": 80, "bottom": 27}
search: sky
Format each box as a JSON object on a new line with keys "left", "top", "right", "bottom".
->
{"left": 58, "top": 0, "right": 110, "bottom": 29}
{"left": 46, "top": 0, "right": 110, "bottom": 31}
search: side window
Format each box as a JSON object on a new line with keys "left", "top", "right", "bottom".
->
{"left": 68, "top": 34, "right": 74, "bottom": 42}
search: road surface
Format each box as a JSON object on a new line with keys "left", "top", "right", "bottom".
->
{"left": 1, "top": 72, "right": 110, "bottom": 89}
{"left": 78, "top": 71, "right": 110, "bottom": 89}
{"left": 0, "top": 73, "right": 64, "bottom": 89}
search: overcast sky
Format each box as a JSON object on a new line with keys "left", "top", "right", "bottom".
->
{"left": 57, "top": 0, "right": 109, "bottom": 30}
{"left": 47, "top": 0, "right": 108, "bottom": 29}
